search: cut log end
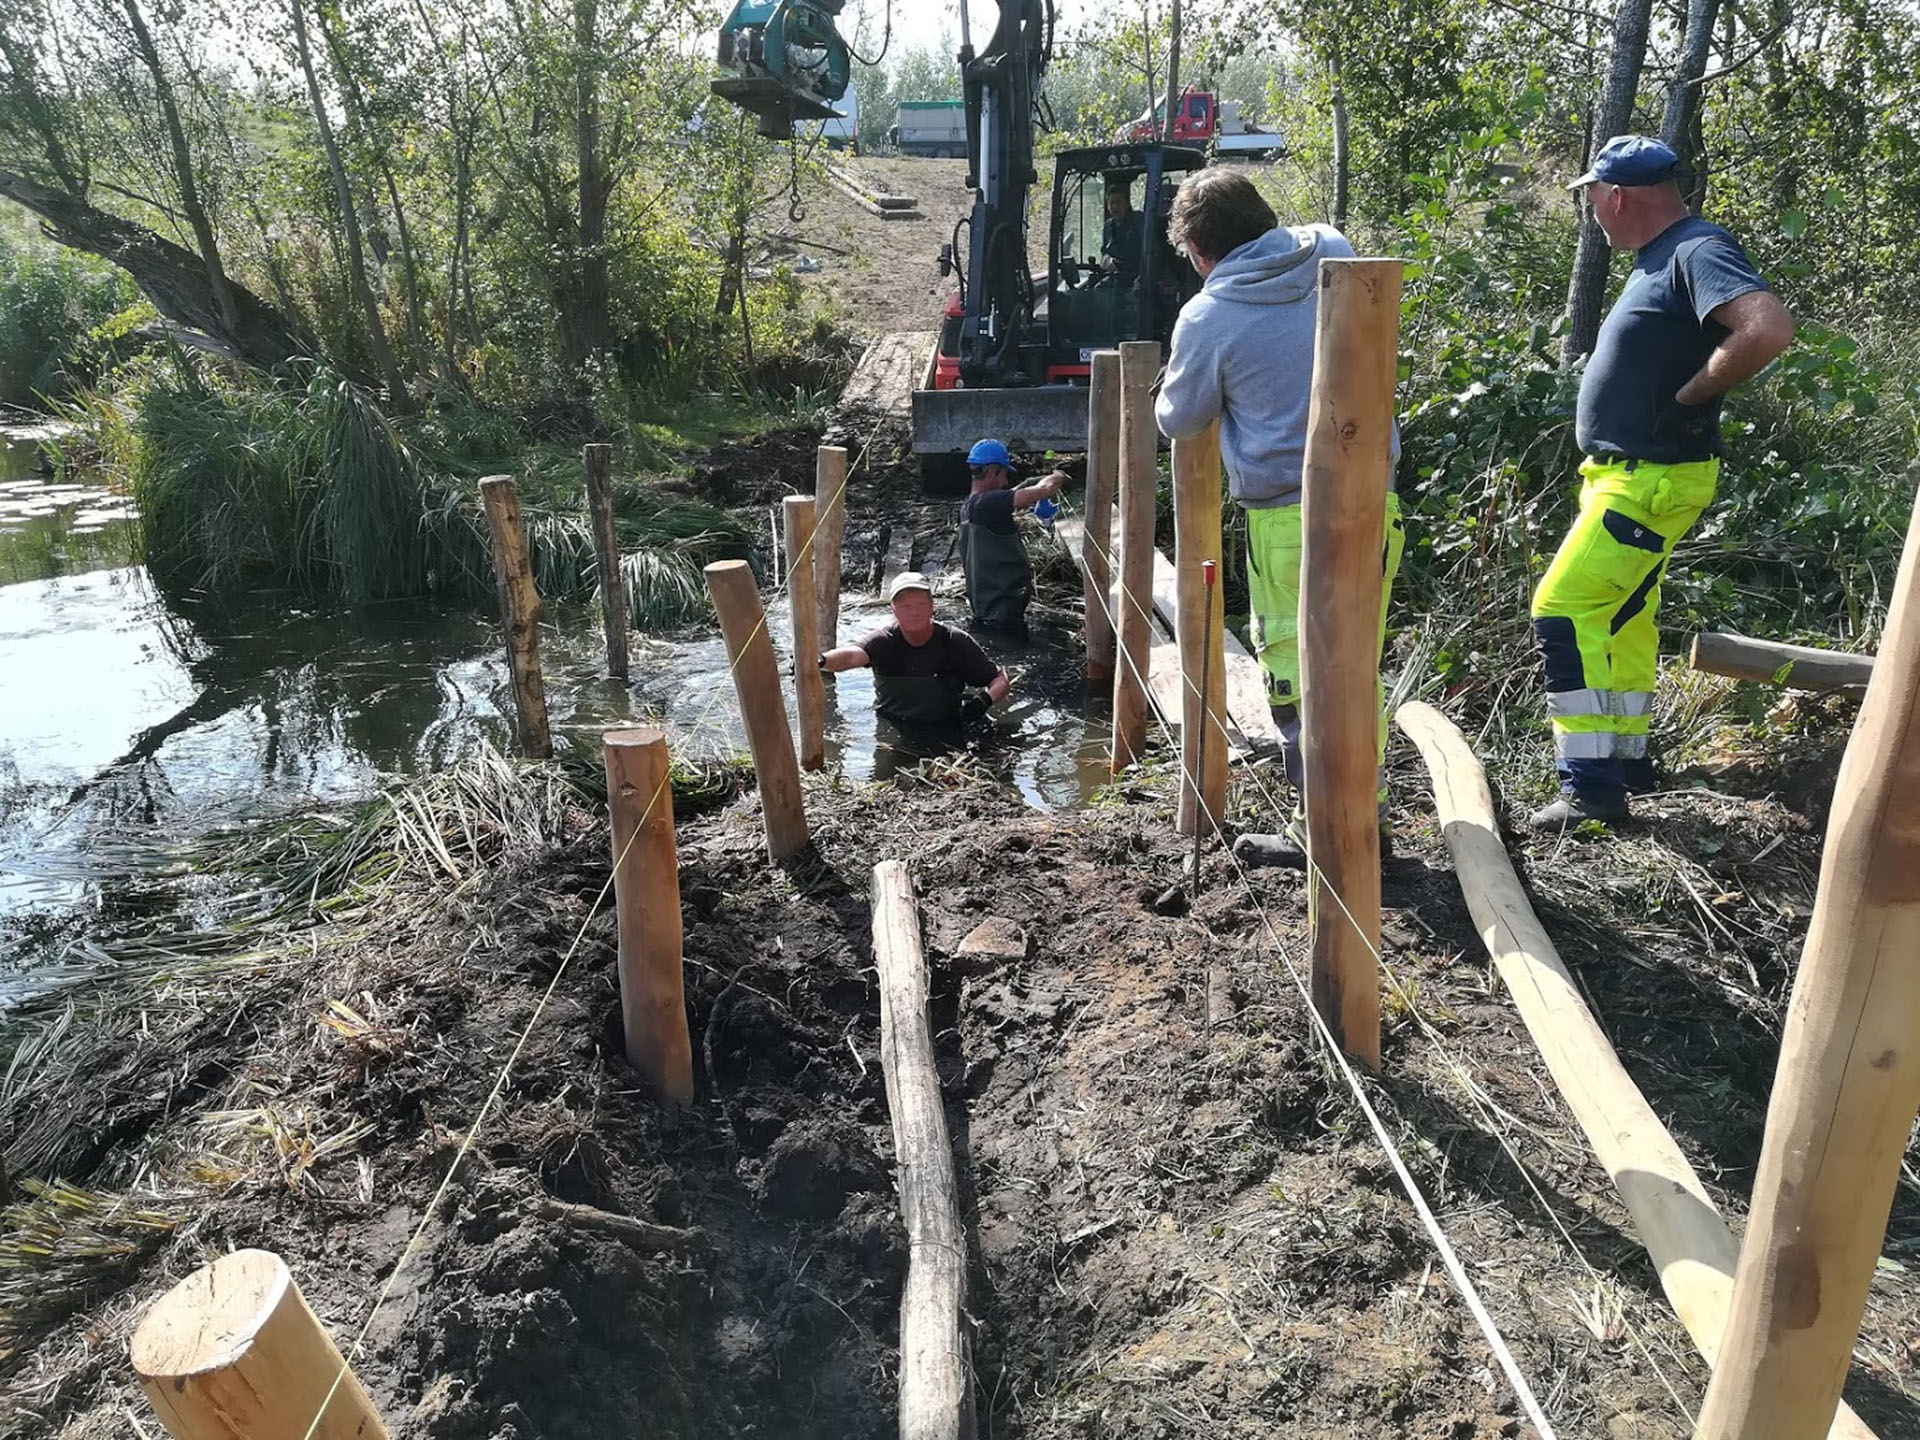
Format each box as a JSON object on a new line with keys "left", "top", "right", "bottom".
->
{"left": 131, "top": 1248, "right": 292, "bottom": 1380}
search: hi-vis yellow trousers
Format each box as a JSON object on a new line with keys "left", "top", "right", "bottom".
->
{"left": 1530, "top": 456, "right": 1718, "bottom": 799}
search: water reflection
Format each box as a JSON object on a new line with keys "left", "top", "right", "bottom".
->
{"left": 0, "top": 433, "right": 139, "bottom": 584}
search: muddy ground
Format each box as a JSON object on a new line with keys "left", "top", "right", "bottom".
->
{"left": 9, "top": 660, "right": 1920, "bottom": 1438}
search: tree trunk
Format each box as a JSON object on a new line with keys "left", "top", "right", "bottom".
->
{"left": 1160, "top": 0, "right": 1182, "bottom": 143}
{"left": 0, "top": 169, "right": 307, "bottom": 371}
{"left": 291, "top": 0, "right": 408, "bottom": 404}
{"left": 316, "top": 4, "right": 430, "bottom": 364}
{"left": 1561, "top": 0, "right": 1655, "bottom": 363}
{"left": 567, "top": 0, "right": 612, "bottom": 374}
{"left": 1329, "top": 43, "right": 1350, "bottom": 229}
{"left": 1660, "top": 0, "right": 1720, "bottom": 157}
{"left": 119, "top": 0, "right": 241, "bottom": 341}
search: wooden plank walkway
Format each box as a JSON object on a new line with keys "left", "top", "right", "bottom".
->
{"left": 1056, "top": 515, "right": 1278, "bottom": 752}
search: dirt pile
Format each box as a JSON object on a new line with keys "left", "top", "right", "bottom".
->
{"left": 9, "top": 710, "right": 1920, "bottom": 1438}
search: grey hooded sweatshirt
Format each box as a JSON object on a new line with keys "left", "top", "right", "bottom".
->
{"left": 1155, "top": 224, "right": 1395, "bottom": 509}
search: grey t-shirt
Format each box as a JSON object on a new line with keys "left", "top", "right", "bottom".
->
{"left": 1575, "top": 215, "right": 1769, "bottom": 464}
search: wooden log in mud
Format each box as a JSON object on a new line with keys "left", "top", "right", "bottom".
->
{"left": 784, "top": 496, "right": 826, "bottom": 770}
{"left": 1172, "top": 419, "right": 1227, "bottom": 837}
{"left": 1697, "top": 485, "right": 1920, "bottom": 1439}
{"left": 704, "top": 559, "right": 808, "bottom": 860}
{"left": 603, "top": 726, "right": 693, "bottom": 1099}
{"left": 1395, "top": 700, "right": 1879, "bottom": 1440}
{"left": 479, "top": 475, "right": 552, "bottom": 759}
{"left": 1110, "top": 339, "right": 1159, "bottom": 774}
{"left": 814, "top": 445, "right": 849, "bottom": 650}
{"left": 1298, "top": 258, "right": 1401, "bottom": 1070}
{"left": 1082, "top": 349, "right": 1120, "bottom": 683}
{"left": 583, "top": 442, "right": 628, "bottom": 682}
{"left": 1689, "top": 630, "right": 1875, "bottom": 691}
{"left": 870, "top": 860, "right": 973, "bottom": 1440}
{"left": 132, "top": 1248, "right": 389, "bottom": 1440}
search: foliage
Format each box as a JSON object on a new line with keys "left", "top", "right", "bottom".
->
{"left": 0, "top": 225, "right": 134, "bottom": 408}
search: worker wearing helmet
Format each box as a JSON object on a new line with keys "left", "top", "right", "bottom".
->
{"left": 1531, "top": 136, "right": 1793, "bottom": 829}
{"left": 1154, "top": 167, "right": 1401, "bottom": 866}
{"left": 820, "top": 571, "right": 1011, "bottom": 727}
{"left": 957, "top": 438, "right": 1065, "bottom": 636}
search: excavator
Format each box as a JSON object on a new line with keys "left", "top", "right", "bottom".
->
{"left": 712, "top": 0, "right": 1205, "bottom": 480}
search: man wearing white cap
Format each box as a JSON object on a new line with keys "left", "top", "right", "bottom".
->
{"left": 820, "top": 571, "right": 1011, "bottom": 726}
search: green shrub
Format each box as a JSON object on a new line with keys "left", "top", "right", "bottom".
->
{"left": 0, "top": 234, "right": 135, "bottom": 409}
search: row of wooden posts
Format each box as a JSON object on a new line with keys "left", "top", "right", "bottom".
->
{"left": 124, "top": 261, "right": 1920, "bottom": 1440}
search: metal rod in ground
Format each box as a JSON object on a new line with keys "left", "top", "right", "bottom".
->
{"left": 1192, "top": 557, "right": 1218, "bottom": 890}
{"left": 478, "top": 474, "right": 552, "bottom": 758}
{"left": 603, "top": 725, "right": 693, "bottom": 1100}
{"left": 783, "top": 495, "right": 826, "bottom": 770}
{"left": 583, "top": 442, "right": 628, "bottom": 681}
{"left": 132, "top": 1248, "right": 390, "bottom": 1440}
{"left": 1174, "top": 422, "right": 1227, "bottom": 836}
{"left": 870, "top": 859, "right": 974, "bottom": 1440}
{"left": 814, "top": 445, "right": 849, "bottom": 650}
{"left": 1110, "top": 339, "right": 1159, "bottom": 774}
{"left": 1082, "top": 349, "right": 1120, "bottom": 682}
{"left": 1298, "top": 258, "right": 1403, "bottom": 1071}
{"left": 1696, "top": 484, "right": 1920, "bottom": 1440}
{"left": 703, "top": 559, "right": 808, "bottom": 860}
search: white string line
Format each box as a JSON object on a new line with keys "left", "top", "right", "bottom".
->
{"left": 1065, "top": 494, "right": 1560, "bottom": 1438}
{"left": 297, "top": 449, "right": 867, "bottom": 1440}
{"left": 1072, "top": 486, "right": 1692, "bottom": 1421}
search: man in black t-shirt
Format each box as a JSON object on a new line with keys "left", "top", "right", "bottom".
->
{"left": 819, "top": 571, "right": 1010, "bottom": 727}
{"left": 1529, "top": 135, "right": 1793, "bottom": 830}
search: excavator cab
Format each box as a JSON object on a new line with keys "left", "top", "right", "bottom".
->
{"left": 713, "top": 0, "right": 852, "bottom": 137}
{"left": 1045, "top": 144, "right": 1207, "bottom": 380}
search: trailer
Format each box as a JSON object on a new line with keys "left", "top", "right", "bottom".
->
{"left": 1115, "top": 89, "right": 1285, "bottom": 159}
{"left": 890, "top": 99, "right": 967, "bottom": 158}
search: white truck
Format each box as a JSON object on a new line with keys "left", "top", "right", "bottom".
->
{"left": 889, "top": 99, "right": 968, "bottom": 158}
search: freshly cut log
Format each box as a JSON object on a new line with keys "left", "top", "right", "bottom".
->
{"left": 1395, "top": 700, "right": 1877, "bottom": 1440}
{"left": 870, "top": 860, "right": 974, "bottom": 1440}
{"left": 1689, "top": 631, "right": 1874, "bottom": 690}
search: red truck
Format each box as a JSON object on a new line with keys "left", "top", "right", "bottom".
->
{"left": 1115, "top": 89, "right": 1284, "bottom": 157}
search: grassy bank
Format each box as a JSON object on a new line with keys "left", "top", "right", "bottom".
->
{"left": 53, "top": 354, "right": 849, "bottom": 625}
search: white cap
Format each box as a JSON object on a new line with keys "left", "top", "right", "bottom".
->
{"left": 887, "top": 570, "right": 933, "bottom": 601}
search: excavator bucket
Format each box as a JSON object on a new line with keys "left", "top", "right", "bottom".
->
{"left": 713, "top": 0, "right": 852, "bottom": 137}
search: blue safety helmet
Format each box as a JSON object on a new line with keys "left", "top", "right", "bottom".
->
{"left": 967, "top": 438, "right": 1015, "bottom": 472}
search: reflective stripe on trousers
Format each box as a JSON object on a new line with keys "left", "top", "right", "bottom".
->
{"left": 1530, "top": 456, "right": 1717, "bottom": 798}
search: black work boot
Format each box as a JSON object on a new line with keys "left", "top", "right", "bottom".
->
{"left": 1621, "top": 757, "right": 1660, "bottom": 795}
{"left": 1524, "top": 791, "right": 1629, "bottom": 831}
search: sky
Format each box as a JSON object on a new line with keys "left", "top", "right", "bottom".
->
{"left": 843, "top": 0, "right": 1088, "bottom": 68}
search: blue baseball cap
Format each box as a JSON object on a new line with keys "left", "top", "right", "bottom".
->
{"left": 1569, "top": 135, "right": 1681, "bottom": 189}
{"left": 967, "top": 438, "right": 1014, "bottom": 470}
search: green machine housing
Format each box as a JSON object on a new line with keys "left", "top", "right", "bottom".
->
{"left": 713, "top": 0, "right": 852, "bottom": 136}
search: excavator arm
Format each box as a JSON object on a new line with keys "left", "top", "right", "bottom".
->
{"left": 714, "top": 0, "right": 1051, "bottom": 390}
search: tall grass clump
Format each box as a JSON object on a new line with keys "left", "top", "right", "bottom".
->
{"left": 124, "top": 361, "right": 432, "bottom": 600}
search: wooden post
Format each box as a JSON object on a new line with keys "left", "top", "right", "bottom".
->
{"left": 1110, "top": 339, "right": 1159, "bottom": 773}
{"left": 1298, "top": 258, "right": 1402, "bottom": 1071}
{"left": 131, "top": 1248, "right": 389, "bottom": 1440}
{"left": 1696, "top": 487, "right": 1920, "bottom": 1440}
{"left": 603, "top": 726, "right": 693, "bottom": 1100}
{"left": 1174, "top": 421, "right": 1227, "bottom": 836}
{"left": 784, "top": 495, "right": 826, "bottom": 770}
{"left": 1083, "top": 349, "right": 1120, "bottom": 682}
{"left": 1690, "top": 630, "right": 1875, "bottom": 691}
{"left": 703, "top": 559, "right": 808, "bottom": 860}
{"left": 583, "top": 442, "right": 628, "bottom": 681}
{"left": 870, "top": 860, "right": 974, "bottom": 1440}
{"left": 814, "top": 445, "right": 849, "bottom": 650}
{"left": 478, "top": 475, "right": 552, "bottom": 758}
{"left": 1396, "top": 702, "right": 1882, "bottom": 1440}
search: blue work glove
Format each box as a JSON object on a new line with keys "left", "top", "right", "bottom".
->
{"left": 1033, "top": 495, "right": 1059, "bottom": 532}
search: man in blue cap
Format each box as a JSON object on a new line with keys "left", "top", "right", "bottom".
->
{"left": 957, "top": 438, "right": 1066, "bottom": 635}
{"left": 1528, "top": 134, "right": 1794, "bottom": 829}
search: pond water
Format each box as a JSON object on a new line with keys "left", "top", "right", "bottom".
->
{"left": 0, "top": 434, "right": 1109, "bottom": 970}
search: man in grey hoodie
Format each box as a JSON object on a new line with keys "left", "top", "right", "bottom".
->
{"left": 1154, "top": 168, "right": 1404, "bottom": 866}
